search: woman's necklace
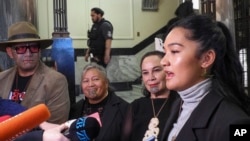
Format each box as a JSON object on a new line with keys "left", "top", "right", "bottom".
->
{"left": 143, "top": 98, "right": 169, "bottom": 141}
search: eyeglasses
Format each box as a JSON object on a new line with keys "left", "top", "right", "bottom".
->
{"left": 12, "top": 43, "right": 40, "bottom": 54}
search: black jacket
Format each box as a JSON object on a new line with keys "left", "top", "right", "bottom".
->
{"left": 161, "top": 90, "right": 250, "bottom": 141}
{"left": 122, "top": 91, "right": 181, "bottom": 141}
{"left": 69, "top": 91, "right": 129, "bottom": 141}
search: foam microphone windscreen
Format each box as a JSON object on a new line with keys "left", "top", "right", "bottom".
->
{"left": 64, "top": 116, "right": 101, "bottom": 141}
{"left": 0, "top": 104, "right": 51, "bottom": 141}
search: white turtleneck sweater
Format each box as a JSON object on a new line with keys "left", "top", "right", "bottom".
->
{"left": 167, "top": 78, "right": 212, "bottom": 141}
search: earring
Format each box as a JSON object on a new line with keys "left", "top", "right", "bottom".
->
{"left": 201, "top": 68, "right": 213, "bottom": 78}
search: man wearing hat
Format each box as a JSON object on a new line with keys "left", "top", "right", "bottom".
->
{"left": 0, "top": 21, "right": 70, "bottom": 124}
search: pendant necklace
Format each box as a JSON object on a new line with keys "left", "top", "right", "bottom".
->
{"left": 143, "top": 98, "right": 169, "bottom": 141}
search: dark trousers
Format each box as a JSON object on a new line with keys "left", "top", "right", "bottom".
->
{"left": 90, "top": 56, "right": 107, "bottom": 68}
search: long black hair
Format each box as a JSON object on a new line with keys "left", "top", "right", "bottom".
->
{"left": 166, "top": 15, "right": 250, "bottom": 115}
{"left": 140, "top": 51, "right": 165, "bottom": 97}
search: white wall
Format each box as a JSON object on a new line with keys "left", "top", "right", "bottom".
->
{"left": 36, "top": 0, "right": 179, "bottom": 49}
{"left": 35, "top": 0, "right": 180, "bottom": 84}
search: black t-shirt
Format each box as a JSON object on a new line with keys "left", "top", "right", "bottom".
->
{"left": 82, "top": 94, "right": 110, "bottom": 118}
{"left": 9, "top": 74, "right": 32, "bottom": 103}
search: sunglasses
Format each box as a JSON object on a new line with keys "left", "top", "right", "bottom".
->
{"left": 12, "top": 43, "right": 40, "bottom": 54}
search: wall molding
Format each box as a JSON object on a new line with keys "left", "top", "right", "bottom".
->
{"left": 42, "top": 24, "right": 166, "bottom": 60}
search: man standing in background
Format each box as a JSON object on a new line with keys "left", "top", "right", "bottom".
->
{"left": 85, "top": 7, "right": 113, "bottom": 68}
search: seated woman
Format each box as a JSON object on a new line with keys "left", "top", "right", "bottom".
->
{"left": 69, "top": 62, "right": 129, "bottom": 141}
{"left": 122, "top": 51, "right": 180, "bottom": 141}
{"left": 14, "top": 63, "right": 128, "bottom": 141}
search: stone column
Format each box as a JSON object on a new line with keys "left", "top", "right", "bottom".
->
{"left": 52, "top": 0, "right": 75, "bottom": 105}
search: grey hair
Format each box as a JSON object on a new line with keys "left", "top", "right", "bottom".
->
{"left": 81, "top": 62, "right": 108, "bottom": 82}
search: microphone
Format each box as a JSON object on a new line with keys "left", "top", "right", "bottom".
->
{"left": 0, "top": 104, "right": 51, "bottom": 141}
{"left": 64, "top": 112, "right": 101, "bottom": 141}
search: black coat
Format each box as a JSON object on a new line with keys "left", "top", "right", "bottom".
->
{"left": 69, "top": 91, "right": 129, "bottom": 141}
{"left": 122, "top": 91, "right": 181, "bottom": 141}
{"left": 161, "top": 90, "right": 250, "bottom": 141}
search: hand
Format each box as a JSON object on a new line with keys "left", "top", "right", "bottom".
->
{"left": 85, "top": 54, "right": 89, "bottom": 62}
{"left": 43, "top": 124, "right": 69, "bottom": 141}
{"left": 104, "top": 55, "right": 110, "bottom": 64}
{"left": 40, "top": 121, "right": 59, "bottom": 130}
